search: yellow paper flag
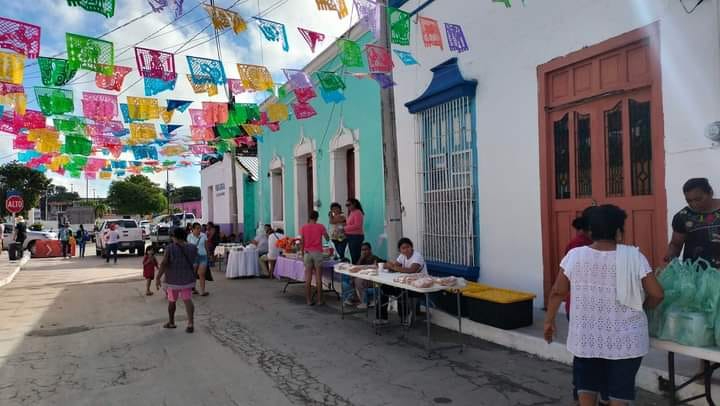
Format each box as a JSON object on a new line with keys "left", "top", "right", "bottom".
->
{"left": 0, "top": 92, "right": 27, "bottom": 115}
{"left": 337, "top": 0, "right": 349, "bottom": 18}
{"left": 127, "top": 96, "right": 160, "bottom": 120}
{"left": 0, "top": 52, "right": 24, "bottom": 85}
{"left": 236, "top": 64, "right": 273, "bottom": 92}
{"left": 128, "top": 123, "right": 157, "bottom": 145}
{"left": 242, "top": 124, "right": 263, "bottom": 136}
{"left": 160, "top": 110, "right": 174, "bottom": 124}
{"left": 266, "top": 103, "right": 289, "bottom": 122}
{"left": 99, "top": 171, "right": 112, "bottom": 180}
{"left": 187, "top": 74, "right": 219, "bottom": 96}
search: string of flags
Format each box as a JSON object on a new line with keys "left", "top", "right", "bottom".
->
{"left": 0, "top": 0, "right": 484, "bottom": 180}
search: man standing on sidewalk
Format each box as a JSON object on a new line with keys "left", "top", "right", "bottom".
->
{"left": 105, "top": 224, "right": 120, "bottom": 264}
{"left": 14, "top": 216, "right": 27, "bottom": 258}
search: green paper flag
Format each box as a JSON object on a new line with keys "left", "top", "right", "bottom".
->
{"left": 67, "top": 0, "right": 116, "bottom": 18}
{"left": 54, "top": 116, "right": 86, "bottom": 132}
{"left": 66, "top": 33, "right": 114, "bottom": 75}
{"left": 64, "top": 134, "right": 93, "bottom": 156}
{"left": 316, "top": 71, "right": 346, "bottom": 91}
{"left": 34, "top": 87, "right": 74, "bottom": 116}
{"left": 216, "top": 125, "right": 238, "bottom": 139}
{"left": 338, "top": 39, "right": 364, "bottom": 68}
{"left": 388, "top": 7, "right": 410, "bottom": 46}
{"left": 38, "top": 57, "right": 78, "bottom": 86}
{"left": 215, "top": 140, "right": 231, "bottom": 154}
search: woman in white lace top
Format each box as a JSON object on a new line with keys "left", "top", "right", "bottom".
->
{"left": 544, "top": 204, "right": 664, "bottom": 406}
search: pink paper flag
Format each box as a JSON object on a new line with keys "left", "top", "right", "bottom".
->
{"left": 202, "top": 102, "right": 229, "bottom": 125}
{"left": 191, "top": 126, "right": 215, "bottom": 141}
{"left": 0, "top": 111, "right": 22, "bottom": 134}
{"left": 95, "top": 65, "right": 133, "bottom": 92}
{"left": 294, "top": 87, "right": 317, "bottom": 104}
{"left": 82, "top": 92, "right": 118, "bottom": 122}
{"left": 227, "top": 78, "right": 246, "bottom": 95}
{"left": 292, "top": 102, "right": 317, "bottom": 120}
{"left": 22, "top": 110, "right": 46, "bottom": 129}
{"left": 189, "top": 109, "right": 211, "bottom": 127}
{"left": 0, "top": 17, "right": 41, "bottom": 58}
{"left": 135, "top": 47, "right": 177, "bottom": 81}
{"left": 297, "top": 27, "right": 325, "bottom": 53}
{"left": 365, "top": 44, "right": 394, "bottom": 73}
{"left": 0, "top": 82, "right": 24, "bottom": 96}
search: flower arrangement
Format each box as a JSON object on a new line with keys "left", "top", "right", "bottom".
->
{"left": 276, "top": 237, "right": 300, "bottom": 253}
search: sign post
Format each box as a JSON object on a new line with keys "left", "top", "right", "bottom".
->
{"left": 6, "top": 194, "right": 24, "bottom": 215}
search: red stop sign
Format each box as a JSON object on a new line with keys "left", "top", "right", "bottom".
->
{"left": 5, "top": 195, "right": 23, "bottom": 214}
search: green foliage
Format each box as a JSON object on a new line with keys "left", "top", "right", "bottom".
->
{"left": 30, "top": 223, "right": 43, "bottom": 231}
{"left": 0, "top": 162, "right": 52, "bottom": 217}
{"left": 48, "top": 185, "right": 81, "bottom": 203}
{"left": 171, "top": 186, "right": 201, "bottom": 203}
{"left": 107, "top": 175, "right": 167, "bottom": 215}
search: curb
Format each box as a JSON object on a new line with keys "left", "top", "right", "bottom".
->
{"left": 431, "top": 309, "right": 716, "bottom": 405}
{"left": 0, "top": 254, "right": 30, "bottom": 288}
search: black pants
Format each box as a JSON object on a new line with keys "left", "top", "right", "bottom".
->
{"left": 106, "top": 243, "right": 118, "bottom": 263}
{"left": 61, "top": 241, "right": 69, "bottom": 258}
{"left": 332, "top": 239, "right": 347, "bottom": 260}
{"left": 346, "top": 234, "right": 364, "bottom": 265}
{"left": 379, "top": 286, "right": 419, "bottom": 321}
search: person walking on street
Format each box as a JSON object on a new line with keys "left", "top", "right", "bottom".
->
{"left": 105, "top": 223, "right": 120, "bottom": 264}
{"left": 14, "top": 216, "right": 27, "bottom": 258}
{"left": 300, "top": 211, "right": 329, "bottom": 306}
{"left": 156, "top": 227, "right": 198, "bottom": 333}
{"left": 345, "top": 198, "right": 365, "bottom": 265}
{"left": 76, "top": 225, "right": 88, "bottom": 258}
{"left": 143, "top": 246, "right": 159, "bottom": 296}
{"left": 544, "top": 204, "right": 664, "bottom": 406}
{"left": 59, "top": 224, "right": 71, "bottom": 259}
{"left": 187, "top": 223, "right": 210, "bottom": 296}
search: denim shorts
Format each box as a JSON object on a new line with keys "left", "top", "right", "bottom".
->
{"left": 573, "top": 356, "right": 642, "bottom": 402}
{"left": 195, "top": 255, "right": 208, "bottom": 267}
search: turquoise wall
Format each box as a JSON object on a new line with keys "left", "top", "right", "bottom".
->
{"left": 257, "top": 31, "right": 387, "bottom": 256}
{"left": 242, "top": 174, "right": 256, "bottom": 239}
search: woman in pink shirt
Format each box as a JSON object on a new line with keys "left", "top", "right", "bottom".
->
{"left": 300, "top": 211, "right": 329, "bottom": 306}
{"left": 345, "top": 198, "right": 365, "bottom": 264}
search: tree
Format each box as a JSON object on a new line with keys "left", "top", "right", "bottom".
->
{"left": 78, "top": 199, "right": 111, "bottom": 218}
{"left": 0, "top": 162, "right": 52, "bottom": 217}
{"left": 171, "top": 186, "right": 201, "bottom": 203}
{"left": 47, "top": 185, "right": 81, "bottom": 202}
{"left": 107, "top": 175, "right": 167, "bottom": 215}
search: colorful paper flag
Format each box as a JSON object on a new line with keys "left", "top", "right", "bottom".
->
{"left": 67, "top": 0, "right": 116, "bottom": 18}
{"left": 82, "top": 92, "right": 118, "bottom": 121}
{"left": 316, "top": 71, "right": 346, "bottom": 91}
{"left": 135, "top": 47, "right": 176, "bottom": 81}
{"left": 166, "top": 99, "right": 192, "bottom": 112}
{"left": 202, "top": 102, "right": 229, "bottom": 125}
{"left": 38, "top": 57, "right": 78, "bottom": 87}
{"left": 418, "top": 16, "right": 443, "bottom": 49}
{"left": 365, "top": 44, "right": 394, "bottom": 73}
{"left": 227, "top": 78, "right": 246, "bottom": 95}
{"left": 189, "top": 109, "right": 211, "bottom": 127}
{"left": 444, "top": 23, "right": 469, "bottom": 53}
{"left": 388, "top": 7, "right": 410, "bottom": 46}
{"left": 186, "top": 74, "right": 219, "bottom": 96}
{"left": 241, "top": 124, "right": 263, "bottom": 136}
{"left": 292, "top": 102, "right": 317, "bottom": 120}
{"left": 0, "top": 52, "right": 24, "bottom": 85}
{"left": 127, "top": 96, "right": 160, "bottom": 120}
{"left": 371, "top": 73, "right": 396, "bottom": 89}
{"left": 298, "top": 27, "right": 325, "bottom": 53}
{"left": 147, "top": 0, "right": 184, "bottom": 19}
{"left": 336, "top": 0, "right": 349, "bottom": 18}
{"left": 283, "top": 69, "right": 313, "bottom": 91}
{"left": 64, "top": 134, "right": 93, "bottom": 156}
{"left": 203, "top": 4, "right": 246, "bottom": 33}
{"left": 254, "top": 18, "right": 289, "bottom": 52}
{"left": 266, "top": 103, "right": 289, "bottom": 122}
{"left": 66, "top": 33, "right": 114, "bottom": 75}
{"left": 338, "top": 39, "right": 363, "bottom": 67}
{"left": 315, "top": 0, "right": 337, "bottom": 11}
{"left": 35, "top": 87, "right": 74, "bottom": 116}
{"left": 129, "top": 123, "right": 157, "bottom": 145}
{"left": 494, "top": 0, "right": 511, "bottom": 7}
{"left": 393, "top": 50, "right": 419, "bottom": 65}
{"left": 0, "top": 82, "right": 23, "bottom": 96}
{"left": 0, "top": 92, "right": 26, "bottom": 116}
{"left": 187, "top": 56, "right": 226, "bottom": 85}
{"left": 354, "top": 0, "right": 380, "bottom": 39}
{"left": 191, "top": 126, "right": 215, "bottom": 141}
{"left": 236, "top": 64, "right": 273, "bottom": 92}
{"left": 144, "top": 77, "right": 177, "bottom": 96}
{"left": 320, "top": 88, "right": 345, "bottom": 104}
{"left": 95, "top": 65, "right": 132, "bottom": 92}
{"left": 0, "top": 17, "right": 41, "bottom": 59}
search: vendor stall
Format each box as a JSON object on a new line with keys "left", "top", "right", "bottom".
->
{"left": 335, "top": 263, "right": 466, "bottom": 356}
{"left": 225, "top": 245, "right": 259, "bottom": 278}
{"left": 274, "top": 255, "right": 338, "bottom": 296}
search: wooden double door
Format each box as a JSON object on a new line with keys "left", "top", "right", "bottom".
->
{"left": 539, "top": 24, "right": 667, "bottom": 301}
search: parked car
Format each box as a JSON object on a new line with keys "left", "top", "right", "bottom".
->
{"left": 139, "top": 220, "right": 151, "bottom": 240}
{"left": 150, "top": 213, "right": 196, "bottom": 252}
{"left": 95, "top": 219, "right": 145, "bottom": 257}
{"left": 2, "top": 224, "right": 58, "bottom": 256}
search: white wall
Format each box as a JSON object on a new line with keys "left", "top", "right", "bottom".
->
{"left": 393, "top": 0, "right": 720, "bottom": 301}
{"left": 200, "top": 157, "right": 245, "bottom": 231}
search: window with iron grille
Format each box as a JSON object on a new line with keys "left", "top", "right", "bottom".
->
{"left": 417, "top": 96, "right": 478, "bottom": 267}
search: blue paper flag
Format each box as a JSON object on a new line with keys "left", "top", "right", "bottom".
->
{"left": 370, "top": 73, "right": 396, "bottom": 89}
{"left": 320, "top": 88, "right": 346, "bottom": 104}
{"left": 144, "top": 77, "right": 177, "bottom": 96}
{"left": 115, "top": 170, "right": 126, "bottom": 177}
{"left": 254, "top": 17, "right": 289, "bottom": 52}
{"left": 120, "top": 104, "right": 143, "bottom": 124}
{"left": 160, "top": 124, "right": 183, "bottom": 136}
{"left": 393, "top": 50, "right": 419, "bottom": 66}
{"left": 187, "top": 56, "right": 227, "bottom": 85}
{"left": 131, "top": 145, "right": 158, "bottom": 160}
{"left": 18, "top": 150, "right": 41, "bottom": 163}
{"left": 112, "top": 160, "right": 127, "bottom": 169}
{"left": 166, "top": 99, "right": 193, "bottom": 112}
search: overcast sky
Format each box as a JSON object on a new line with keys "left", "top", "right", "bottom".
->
{"left": 2, "top": 0, "right": 353, "bottom": 197}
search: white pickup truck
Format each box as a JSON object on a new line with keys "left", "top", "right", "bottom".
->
{"left": 95, "top": 219, "right": 145, "bottom": 257}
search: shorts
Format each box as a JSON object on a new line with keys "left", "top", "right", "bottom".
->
{"left": 166, "top": 287, "right": 193, "bottom": 303}
{"left": 573, "top": 356, "right": 642, "bottom": 402}
{"left": 195, "top": 255, "right": 208, "bottom": 267}
{"left": 303, "top": 251, "right": 325, "bottom": 268}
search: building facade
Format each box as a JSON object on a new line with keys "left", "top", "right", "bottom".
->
{"left": 172, "top": 200, "right": 202, "bottom": 218}
{"left": 391, "top": 0, "right": 720, "bottom": 303}
{"left": 200, "top": 156, "right": 257, "bottom": 238}
{"left": 256, "top": 26, "right": 387, "bottom": 254}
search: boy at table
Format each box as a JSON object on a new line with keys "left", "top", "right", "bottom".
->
{"left": 353, "top": 242, "right": 383, "bottom": 309}
{"left": 300, "top": 211, "right": 330, "bottom": 306}
{"left": 379, "top": 238, "right": 427, "bottom": 325}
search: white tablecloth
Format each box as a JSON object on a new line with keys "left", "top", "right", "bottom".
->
{"left": 334, "top": 264, "right": 466, "bottom": 293}
{"left": 225, "top": 246, "right": 259, "bottom": 278}
{"left": 214, "top": 244, "right": 243, "bottom": 257}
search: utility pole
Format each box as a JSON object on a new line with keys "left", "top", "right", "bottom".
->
{"left": 166, "top": 169, "right": 171, "bottom": 214}
{"left": 379, "top": 1, "right": 404, "bottom": 259}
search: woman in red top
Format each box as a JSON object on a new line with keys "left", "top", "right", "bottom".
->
{"left": 143, "top": 246, "right": 159, "bottom": 296}
{"left": 345, "top": 198, "right": 365, "bottom": 264}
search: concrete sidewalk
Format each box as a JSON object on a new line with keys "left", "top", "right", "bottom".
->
{"left": 0, "top": 253, "right": 30, "bottom": 288}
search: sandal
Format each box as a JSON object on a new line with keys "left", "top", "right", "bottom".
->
{"left": 163, "top": 322, "right": 176, "bottom": 329}
{"left": 145, "top": 291, "right": 154, "bottom": 296}
{"left": 186, "top": 326, "right": 194, "bottom": 333}
{"left": 201, "top": 292, "right": 209, "bottom": 297}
